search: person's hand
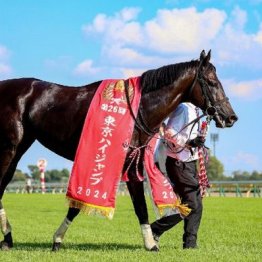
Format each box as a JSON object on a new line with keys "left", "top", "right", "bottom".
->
{"left": 164, "top": 128, "right": 175, "bottom": 140}
{"left": 187, "top": 136, "right": 205, "bottom": 147}
{"left": 159, "top": 123, "right": 165, "bottom": 137}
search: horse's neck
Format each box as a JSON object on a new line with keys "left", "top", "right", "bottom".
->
{"left": 142, "top": 69, "right": 195, "bottom": 129}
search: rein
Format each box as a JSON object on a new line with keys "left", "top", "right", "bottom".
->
{"left": 124, "top": 80, "right": 157, "bottom": 137}
{"left": 163, "top": 113, "right": 208, "bottom": 155}
{"left": 123, "top": 80, "right": 158, "bottom": 179}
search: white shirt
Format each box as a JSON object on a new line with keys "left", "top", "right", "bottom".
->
{"left": 26, "top": 178, "right": 32, "bottom": 186}
{"left": 164, "top": 103, "right": 199, "bottom": 162}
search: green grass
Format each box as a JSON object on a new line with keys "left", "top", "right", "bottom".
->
{"left": 0, "top": 194, "right": 261, "bottom": 261}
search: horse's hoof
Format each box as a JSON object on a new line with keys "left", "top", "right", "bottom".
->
{"left": 52, "top": 242, "right": 61, "bottom": 252}
{"left": 150, "top": 245, "right": 159, "bottom": 252}
{"left": 0, "top": 241, "right": 12, "bottom": 251}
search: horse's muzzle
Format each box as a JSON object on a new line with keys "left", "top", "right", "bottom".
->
{"left": 214, "top": 113, "right": 238, "bottom": 128}
{"left": 225, "top": 114, "right": 238, "bottom": 127}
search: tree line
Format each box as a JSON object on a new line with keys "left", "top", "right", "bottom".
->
{"left": 206, "top": 156, "right": 262, "bottom": 181}
{"left": 13, "top": 165, "right": 69, "bottom": 183}
{"left": 11, "top": 157, "right": 262, "bottom": 183}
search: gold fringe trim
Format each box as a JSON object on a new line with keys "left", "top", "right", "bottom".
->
{"left": 67, "top": 197, "right": 115, "bottom": 220}
{"left": 157, "top": 198, "right": 191, "bottom": 217}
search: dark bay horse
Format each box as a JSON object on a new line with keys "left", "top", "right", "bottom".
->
{"left": 0, "top": 50, "right": 237, "bottom": 251}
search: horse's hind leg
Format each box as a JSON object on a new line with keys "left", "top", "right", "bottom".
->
{"left": 0, "top": 201, "right": 13, "bottom": 250}
{"left": 0, "top": 162, "right": 17, "bottom": 250}
{"left": 52, "top": 207, "right": 80, "bottom": 251}
{"left": 0, "top": 132, "right": 35, "bottom": 250}
{"left": 126, "top": 180, "right": 158, "bottom": 251}
{"left": 0, "top": 143, "right": 18, "bottom": 250}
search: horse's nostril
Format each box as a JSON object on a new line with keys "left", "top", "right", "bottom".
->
{"left": 228, "top": 114, "right": 238, "bottom": 123}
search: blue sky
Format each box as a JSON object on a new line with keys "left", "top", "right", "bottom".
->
{"left": 0, "top": 1, "right": 261, "bottom": 175}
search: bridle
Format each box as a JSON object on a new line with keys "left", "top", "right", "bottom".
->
{"left": 188, "top": 60, "right": 229, "bottom": 120}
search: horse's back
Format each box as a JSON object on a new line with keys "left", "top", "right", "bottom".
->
{"left": 0, "top": 77, "right": 38, "bottom": 123}
{"left": 0, "top": 78, "right": 100, "bottom": 160}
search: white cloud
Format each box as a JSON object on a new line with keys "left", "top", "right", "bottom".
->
{"left": 0, "top": 45, "right": 9, "bottom": 59}
{"left": 81, "top": 6, "right": 228, "bottom": 77}
{"left": 144, "top": 7, "right": 226, "bottom": 53}
{"left": 0, "top": 63, "right": 12, "bottom": 76}
{"left": 0, "top": 44, "right": 12, "bottom": 77}
{"left": 230, "top": 6, "right": 247, "bottom": 29}
{"left": 82, "top": 6, "right": 262, "bottom": 66}
{"left": 83, "top": 7, "right": 141, "bottom": 35}
{"left": 73, "top": 59, "right": 101, "bottom": 76}
{"left": 83, "top": 14, "right": 107, "bottom": 33}
{"left": 83, "top": 7, "right": 226, "bottom": 55}
{"left": 254, "top": 23, "right": 262, "bottom": 44}
{"left": 226, "top": 79, "right": 262, "bottom": 100}
{"left": 118, "top": 7, "right": 141, "bottom": 22}
{"left": 120, "top": 68, "right": 146, "bottom": 78}
{"left": 0, "top": 45, "right": 10, "bottom": 59}
{"left": 80, "top": 6, "right": 262, "bottom": 102}
{"left": 104, "top": 45, "right": 160, "bottom": 67}
{"left": 83, "top": 7, "right": 143, "bottom": 46}
{"left": 213, "top": 7, "right": 262, "bottom": 69}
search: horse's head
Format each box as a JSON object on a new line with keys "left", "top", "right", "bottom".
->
{"left": 191, "top": 50, "right": 238, "bottom": 128}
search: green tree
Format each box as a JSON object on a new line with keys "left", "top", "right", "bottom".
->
{"left": 29, "top": 167, "right": 70, "bottom": 182}
{"left": 206, "top": 155, "right": 225, "bottom": 181}
{"left": 12, "top": 169, "right": 26, "bottom": 182}
{"left": 45, "top": 169, "right": 62, "bottom": 182}
{"left": 250, "top": 171, "right": 262, "bottom": 180}
{"left": 60, "top": 168, "right": 70, "bottom": 182}
{"left": 27, "top": 165, "right": 40, "bottom": 180}
{"left": 232, "top": 171, "right": 251, "bottom": 181}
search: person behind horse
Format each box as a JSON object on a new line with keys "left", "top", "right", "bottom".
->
{"left": 25, "top": 174, "right": 32, "bottom": 194}
{"left": 151, "top": 102, "right": 207, "bottom": 249}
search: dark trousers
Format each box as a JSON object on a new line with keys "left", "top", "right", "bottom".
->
{"left": 151, "top": 156, "right": 203, "bottom": 248}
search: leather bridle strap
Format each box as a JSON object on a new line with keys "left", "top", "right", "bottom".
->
{"left": 188, "top": 60, "right": 229, "bottom": 119}
{"left": 124, "top": 80, "right": 156, "bottom": 137}
{"left": 187, "top": 59, "right": 204, "bottom": 98}
{"left": 198, "top": 71, "right": 229, "bottom": 117}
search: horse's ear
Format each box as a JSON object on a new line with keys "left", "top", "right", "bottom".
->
{"left": 202, "top": 49, "right": 211, "bottom": 66}
{"left": 206, "top": 49, "right": 211, "bottom": 62}
{"left": 200, "top": 50, "right": 206, "bottom": 61}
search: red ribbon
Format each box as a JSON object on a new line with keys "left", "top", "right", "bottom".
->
{"left": 198, "top": 121, "right": 210, "bottom": 197}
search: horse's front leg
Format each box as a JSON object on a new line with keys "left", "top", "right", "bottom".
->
{"left": 52, "top": 207, "right": 80, "bottom": 251}
{"left": 126, "top": 180, "right": 158, "bottom": 251}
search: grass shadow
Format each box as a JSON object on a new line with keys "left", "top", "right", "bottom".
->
{"left": 14, "top": 241, "right": 142, "bottom": 252}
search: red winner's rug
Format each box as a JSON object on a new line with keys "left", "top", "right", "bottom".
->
{"left": 66, "top": 77, "right": 141, "bottom": 219}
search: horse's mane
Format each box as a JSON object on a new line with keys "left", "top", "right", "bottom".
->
{"left": 140, "top": 59, "right": 199, "bottom": 94}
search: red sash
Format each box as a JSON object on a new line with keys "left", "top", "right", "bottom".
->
{"left": 66, "top": 77, "right": 141, "bottom": 219}
{"left": 144, "top": 136, "right": 191, "bottom": 217}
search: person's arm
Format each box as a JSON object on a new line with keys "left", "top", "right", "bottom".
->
{"left": 164, "top": 105, "right": 189, "bottom": 148}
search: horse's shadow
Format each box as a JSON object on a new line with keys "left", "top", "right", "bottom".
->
{"left": 14, "top": 242, "right": 142, "bottom": 251}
